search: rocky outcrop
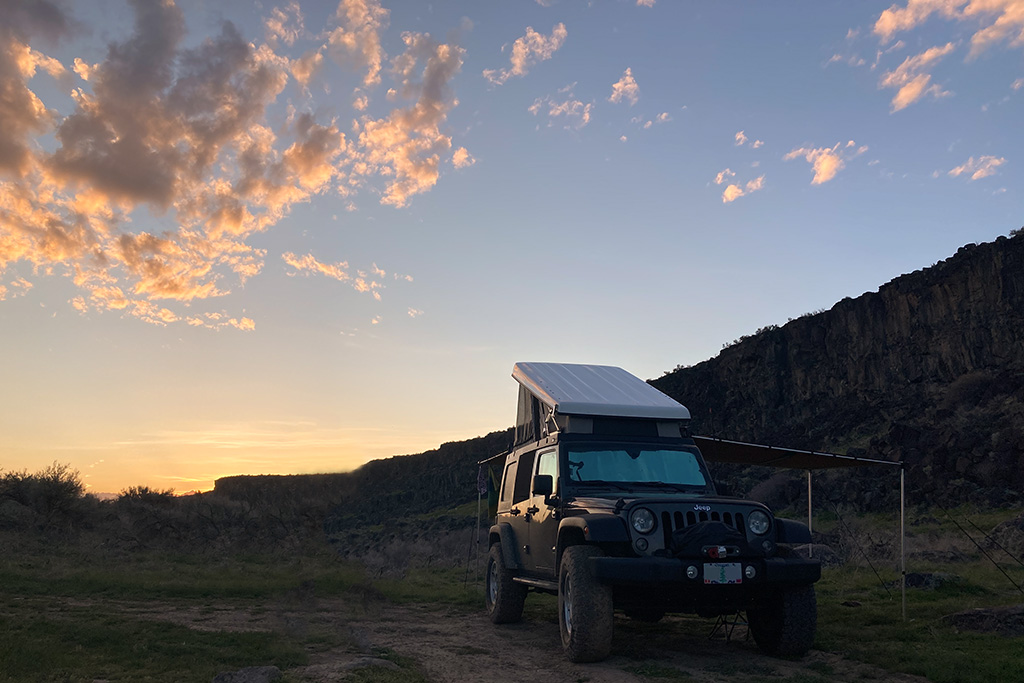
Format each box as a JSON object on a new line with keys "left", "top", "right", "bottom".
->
{"left": 652, "top": 234, "right": 1024, "bottom": 507}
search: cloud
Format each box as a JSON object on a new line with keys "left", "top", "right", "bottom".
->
{"left": 0, "top": 0, "right": 467, "bottom": 329}
{"left": 784, "top": 141, "right": 867, "bottom": 184}
{"left": 283, "top": 250, "right": 387, "bottom": 300}
{"left": 483, "top": 23, "right": 567, "bottom": 85}
{"left": 264, "top": 1, "right": 304, "bottom": 46}
{"left": 452, "top": 147, "right": 475, "bottom": 168}
{"left": 0, "top": 4, "right": 70, "bottom": 177}
{"left": 283, "top": 251, "right": 351, "bottom": 282}
{"left": 1013, "top": 77, "right": 1024, "bottom": 89}
{"left": 291, "top": 48, "right": 324, "bottom": 88}
{"left": 875, "top": 1, "right": 1024, "bottom": 58}
{"left": 722, "top": 176, "right": 765, "bottom": 203}
{"left": 353, "top": 31, "right": 465, "bottom": 207}
{"left": 947, "top": 155, "right": 1007, "bottom": 180}
{"left": 735, "top": 130, "right": 764, "bottom": 148}
{"left": 714, "top": 168, "right": 735, "bottom": 185}
{"left": 826, "top": 52, "right": 867, "bottom": 67}
{"left": 327, "top": 0, "right": 390, "bottom": 88}
{"left": 407, "top": 307, "right": 423, "bottom": 317}
{"left": 529, "top": 84, "right": 593, "bottom": 129}
{"left": 608, "top": 68, "right": 640, "bottom": 105}
{"left": 637, "top": 0, "right": 657, "bottom": 6}
{"left": 878, "top": 42, "right": 955, "bottom": 111}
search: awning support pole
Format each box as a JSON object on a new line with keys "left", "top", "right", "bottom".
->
{"left": 901, "top": 463, "right": 906, "bottom": 621}
{"left": 807, "top": 470, "right": 813, "bottom": 559}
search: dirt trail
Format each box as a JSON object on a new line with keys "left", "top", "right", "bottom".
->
{"left": 108, "top": 594, "right": 927, "bottom": 682}
{"left": 299, "top": 603, "right": 928, "bottom": 683}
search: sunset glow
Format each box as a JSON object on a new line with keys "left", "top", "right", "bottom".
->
{"left": 2, "top": 0, "right": 1021, "bottom": 493}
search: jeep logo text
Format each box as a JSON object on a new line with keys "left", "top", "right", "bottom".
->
{"left": 693, "top": 504, "right": 711, "bottom": 512}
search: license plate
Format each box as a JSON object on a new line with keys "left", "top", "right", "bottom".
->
{"left": 704, "top": 562, "right": 742, "bottom": 585}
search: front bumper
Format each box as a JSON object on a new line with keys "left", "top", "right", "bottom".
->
{"left": 591, "top": 555, "right": 821, "bottom": 586}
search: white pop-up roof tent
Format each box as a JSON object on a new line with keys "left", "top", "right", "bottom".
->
{"left": 511, "top": 362, "right": 691, "bottom": 446}
{"left": 500, "top": 362, "right": 908, "bottom": 618}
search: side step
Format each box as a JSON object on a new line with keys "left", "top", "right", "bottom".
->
{"left": 512, "top": 576, "right": 558, "bottom": 592}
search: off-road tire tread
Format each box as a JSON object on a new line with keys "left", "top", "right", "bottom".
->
{"left": 747, "top": 584, "right": 817, "bottom": 656}
{"left": 559, "top": 545, "right": 614, "bottom": 662}
{"left": 486, "top": 544, "right": 527, "bottom": 623}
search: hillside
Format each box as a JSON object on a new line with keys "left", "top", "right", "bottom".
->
{"left": 216, "top": 232, "right": 1024, "bottom": 515}
{"left": 652, "top": 233, "right": 1024, "bottom": 507}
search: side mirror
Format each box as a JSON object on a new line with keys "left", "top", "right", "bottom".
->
{"left": 532, "top": 474, "right": 553, "bottom": 497}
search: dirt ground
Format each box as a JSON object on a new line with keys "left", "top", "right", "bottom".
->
{"left": 128, "top": 595, "right": 929, "bottom": 683}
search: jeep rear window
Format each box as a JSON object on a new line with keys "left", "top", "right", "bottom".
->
{"left": 565, "top": 446, "right": 707, "bottom": 488}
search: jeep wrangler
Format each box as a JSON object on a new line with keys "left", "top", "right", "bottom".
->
{"left": 486, "top": 362, "right": 820, "bottom": 662}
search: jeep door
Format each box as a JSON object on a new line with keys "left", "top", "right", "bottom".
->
{"left": 505, "top": 450, "right": 534, "bottom": 572}
{"left": 526, "top": 447, "right": 559, "bottom": 574}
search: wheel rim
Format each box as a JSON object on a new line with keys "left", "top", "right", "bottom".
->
{"left": 562, "top": 574, "right": 573, "bottom": 634}
{"left": 488, "top": 560, "right": 498, "bottom": 604}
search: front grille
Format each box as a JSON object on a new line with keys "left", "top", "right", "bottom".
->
{"left": 660, "top": 509, "right": 746, "bottom": 549}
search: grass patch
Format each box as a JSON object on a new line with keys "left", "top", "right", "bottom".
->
{"left": 0, "top": 605, "right": 306, "bottom": 682}
{"left": 816, "top": 561, "right": 1024, "bottom": 683}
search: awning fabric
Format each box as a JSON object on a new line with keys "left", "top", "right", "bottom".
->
{"left": 694, "top": 436, "right": 899, "bottom": 470}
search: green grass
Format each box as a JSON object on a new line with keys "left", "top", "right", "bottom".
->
{"left": 816, "top": 560, "right": 1024, "bottom": 683}
{"left": 0, "top": 550, "right": 376, "bottom": 682}
{"left": 3, "top": 506, "right": 1023, "bottom": 682}
{"left": 0, "top": 603, "right": 307, "bottom": 682}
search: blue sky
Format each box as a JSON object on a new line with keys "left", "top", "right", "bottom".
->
{"left": 1, "top": 0, "right": 1021, "bottom": 492}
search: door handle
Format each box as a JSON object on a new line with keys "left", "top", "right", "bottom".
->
{"left": 526, "top": 506, "right": 539, "bottom": 515}
{"left": 509, "top": 507, "right": 521, "bottom": 516}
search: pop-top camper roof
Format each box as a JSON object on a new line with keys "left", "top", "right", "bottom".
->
{"left": 511, "top": 362, "right": 690, "bottom": 446}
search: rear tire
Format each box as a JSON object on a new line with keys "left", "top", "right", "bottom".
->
{"left": 486, "top": 544, "right": 526, "bottom": 623}
{"left": 747, "top": 584, "right": 817, "bottom": 656}
{"left": 559, "top": 545, "right": 614, "bottom": 662}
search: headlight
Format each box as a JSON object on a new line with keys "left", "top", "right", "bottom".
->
{"left": 748, "top": 510, "right": 771, "bottom": 535}
{"left": 630, "top": 507, "right": 656, "bottom": 534}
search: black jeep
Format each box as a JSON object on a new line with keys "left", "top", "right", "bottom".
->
{"left": 485, "top": 362, "right": 820, "bottom": 662}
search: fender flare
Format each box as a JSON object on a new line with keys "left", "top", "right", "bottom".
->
{"left": 775, "top": 518, "right": 812, "bottom": 544}
{"left": 489, "top": 523, "right": 521, "bottom": 569}
{"left": 559, "top": 515, "right": 629, "bottom": 544}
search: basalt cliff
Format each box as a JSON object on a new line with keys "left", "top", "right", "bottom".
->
{"left": 651, "top": 233, "right": 1024, "bottom": 508}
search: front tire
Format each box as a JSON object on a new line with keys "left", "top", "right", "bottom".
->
{"left": 486, "top": 544, "right": 527, "bottom": 623}
{"left": 747, "top": 584, "right": 817, "bottom": 656}
{"left": 559, "top": 545, "right": 614, "bottom": 662}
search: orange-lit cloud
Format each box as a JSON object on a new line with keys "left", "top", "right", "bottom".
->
{"left": 283, "top": 251, "right": 392, "bottom": 301}
{"left": 452, "top": 147, "right": 475, "bottom": 169}
{"left": 948, "top": 155, "right": 1007, "bottom": 180}
{"left": 878, "top": 43, "right": 955, "bottom": 111}
{"left": 714, "top": 168, "right": 736, "bottom": 185}
{"left": 0, "top": 0, "right": 466, "bottom": 329}
{"left": 875, "top": 1, "right": 1024, "bottom": 57}
{"left": 529, "top": 84, "right": 593, "bottom": 129}
{"left": 353, "top": 31, "right": 465, "bottom": 207}
{"left": 784, "top": 141, "right": 868, "bottom": 184}
{"left": 721, "top": 176, "right": 765, "bottom": 203}
{"left": 609, "top": 68, "right": 640, "bottom": 105}
{"left": 735, "top": 130, "right": 764, "bottom": 148}
{"left": 265, "top": 1, "right": 305, "bottom": 47}
{"left": 484, "top": 23, "right": 567, "bottom": 85}
{"left": 327, "top": 0, "right": 390, "bottom": 88}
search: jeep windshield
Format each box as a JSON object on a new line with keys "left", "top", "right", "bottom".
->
{"left": 565, "top": 444, "right": 709, "bottom": 492}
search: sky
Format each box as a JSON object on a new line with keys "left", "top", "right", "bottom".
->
{"left": 1, "top": 0, "right": 1021, "bottom": 494}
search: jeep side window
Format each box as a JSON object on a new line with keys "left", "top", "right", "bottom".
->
{"left": 536, "top": 449, "right": 557, "bottom": 495}
{"left": 512, "top": 451, "right": 536, "bottom": 504}
{"left": 500, "top": 461, "right": 515, "bottom": 504}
